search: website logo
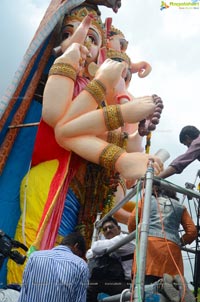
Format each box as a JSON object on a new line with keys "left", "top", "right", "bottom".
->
{"left": 160, "top": 0, "right": 199, "bottom": 10}
{"left": 160, "top": 1, "right": 170, "bottom": 10}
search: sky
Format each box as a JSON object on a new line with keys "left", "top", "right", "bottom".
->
{"left": 0, "top": 0, "right": 199, "bottom": 287}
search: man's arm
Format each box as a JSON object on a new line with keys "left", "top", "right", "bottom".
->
{"left": 158, "top": 166, "right": 177, "bottom": 179}
{"left": 159, "top": 136, "right": 200, "bottom": 178}
{"left": 180, "top": 208, "right": 198, "bottom": 245}
{"left": 86, "top": 234, "right": 128, "bottom": 258}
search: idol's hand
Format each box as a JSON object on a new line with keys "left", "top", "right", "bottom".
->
{"left": 55, "top": 42, "right": 89, "bottom": 71}
{"left": 53, "top": 15, "right": 92, "bottom": 57}
{"left": 149, "top": 155, "right": 164, "bottom": 175}
{"left": 106, "top": 76, "right": 127, "bottom": 105}
{"left": 61, "top": 15, "right": 92, "bottom": 53}
{"left": 95, "top": 58, "right": 127, "bottom": 92}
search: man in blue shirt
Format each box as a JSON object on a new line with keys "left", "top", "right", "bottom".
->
{"left": 18, "top": 232, "right": 89, "bottom": 302}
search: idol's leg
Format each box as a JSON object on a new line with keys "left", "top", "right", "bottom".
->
{"left": 55, "top": 135, "right": 163, "bottom": 180}
{"left": 55, "top": 97, "right": 155, "bottom": 138}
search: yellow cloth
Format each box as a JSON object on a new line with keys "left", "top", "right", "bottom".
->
{"left": 7, "top": 160, "right": 58, "bottom": 284}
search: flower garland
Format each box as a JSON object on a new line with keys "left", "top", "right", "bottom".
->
{"left": 145, "top": 132, "right": 152, "bottom": 154}
{"left": 76, "top": 162, "right": 119, "bottom": 248}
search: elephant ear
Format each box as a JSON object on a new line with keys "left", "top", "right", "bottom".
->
{"left": 131, "top": 61, "right": 152, "bottom": 78}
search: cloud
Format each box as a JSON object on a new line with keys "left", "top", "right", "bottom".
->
{"left": 162, "top": 8, "right": 200, "bottom": 39}
{"left": 0, "top": 0, "right": 49, "bottom": 96}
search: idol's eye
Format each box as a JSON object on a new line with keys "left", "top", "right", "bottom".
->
{"left": 125, "top": 69, "right": 132, "bottom": 84}
{"left": 61, "top": 26, "right": 74, "bottom": 41}
{"left": 111, "top": 57, "right": 124, "bottom": 63}
{"left": 62, "top": 32, "right": 70, "bottom": 40}
{"left": 87, "top": 28, "right": 100, "bottom": 46}
{"left": 120, "top": 38, "right": 128, "bottom": 51}
{"left": 88, "top": 35, "right": 96, "bottom": 44}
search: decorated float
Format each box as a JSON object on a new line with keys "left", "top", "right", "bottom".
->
{"left": 0, "top": 1, "right": 199, "bottom": 302}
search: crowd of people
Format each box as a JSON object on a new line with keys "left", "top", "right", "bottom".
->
{"left": 0, "top": 0, "right": 199, "bottom": 301}
{"left": 17, "top": 198, "right": 197, "bottom": 302}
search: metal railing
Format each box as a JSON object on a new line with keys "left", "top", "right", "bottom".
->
{"left": 95, "top": 167, "right": 200, "bottom": 301}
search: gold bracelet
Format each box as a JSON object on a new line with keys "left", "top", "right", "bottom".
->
{"left": 122, "top": 132, "right": 129, "bottom": 149}
{"left": 84, "top": 79, "right": 106, "bottom": 105}
{"left": 48, "top": 62, "right": 77, "bottom": 82}
{"left": 99, "top": 144, "right": 125, "bottom": 171}
{"left": 107, "top": 131, "right": 128, "bottom": 149}
{"left": 119, "top": 176, "right": 127, "bottom": 195}
{"left": 103, "top": 105, "right": 124, "bottom": 131}
{"left": 107, "top": 131, "right": 121, "bottom": 146}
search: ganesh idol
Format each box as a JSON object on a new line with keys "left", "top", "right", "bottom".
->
{"left": 7, "top": 5, "right": 163, "bottom": 285}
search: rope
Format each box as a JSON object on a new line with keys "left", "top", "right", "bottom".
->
{"left": 145, "top": 132, "right": 152, "bottom": 154}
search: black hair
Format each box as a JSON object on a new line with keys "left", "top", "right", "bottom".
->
{"left": 179, "top": 126, "right": 199, "bottom": 144}
{"left": 102, "top": 216, "right": 119, "bottom": 228}
{"left": 153, "top": 186, "right": 179, "bottom": 201}
{"left": 61, "top": 232, "right": 86, "bottom": 255}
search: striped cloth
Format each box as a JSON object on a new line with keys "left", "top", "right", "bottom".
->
{"left": 18, "top": 245, "right": 89, "bottom": 302}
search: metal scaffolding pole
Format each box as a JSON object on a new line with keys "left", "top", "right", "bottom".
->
{"left": 99, "top": 290, "right": 131, "bottom": 302}
{"left": 134, "top": 160, "right": 154, "bottom": 302}
{"left": 96, "top": 176, "right": 200, "bottom": 231}
{"left": 153, "top": 177, "right": 200, "bottom": 199}
{"left": 193, "top": 198, "right": 200, "bottom": 298}
{"left": 97, "top": 172, "right": 200, "bottom": 302}
{"left": 95, "top": 184, "right": 141, "bottom": 229}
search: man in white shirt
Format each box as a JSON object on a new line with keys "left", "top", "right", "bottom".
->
{"left": 86, "top": 216, "right": 135, "bottom": 301}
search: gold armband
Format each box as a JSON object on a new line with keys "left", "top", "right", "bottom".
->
{"left": 48, "top": 62, "right": 77, "bottom": 82}
{"left": 99, "top": 144, "right": 125, "bottom": 171}
{"left": 107, "top": 131, "right": 128, "bottom": 149}
{"left": 103, "top": 105, "right": 124, "bottom": 131}
{"left": 84, "top": 79, "right": 106, "bottom": 105}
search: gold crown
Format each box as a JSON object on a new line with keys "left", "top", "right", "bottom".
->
{"left": 62, "top": 7, "right": 105, "bottom": 45}
{"left": 106, "top": 49, "right": 131, "bottom": 67}
{"left": 109, "top": 25, "right": 125, "bottom": 38}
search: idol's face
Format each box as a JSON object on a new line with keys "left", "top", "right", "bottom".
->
{"left": 62, "top": 21, "right": 103, "bottom": 64}
{"left": 107, "top": 33, "right": 128, "bottom": 52}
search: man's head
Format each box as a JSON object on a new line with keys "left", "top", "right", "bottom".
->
{"left": 61, "top": 232, "right": 86, "bottom": 258}
{"left": 153, "top": 185, "right": 179, "bottom": 201}
{"left": 179, "top": 125, "right": 200, "bottom": 147}
{"left": 101, "top": 216, "right": 121, "bottom": 239}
